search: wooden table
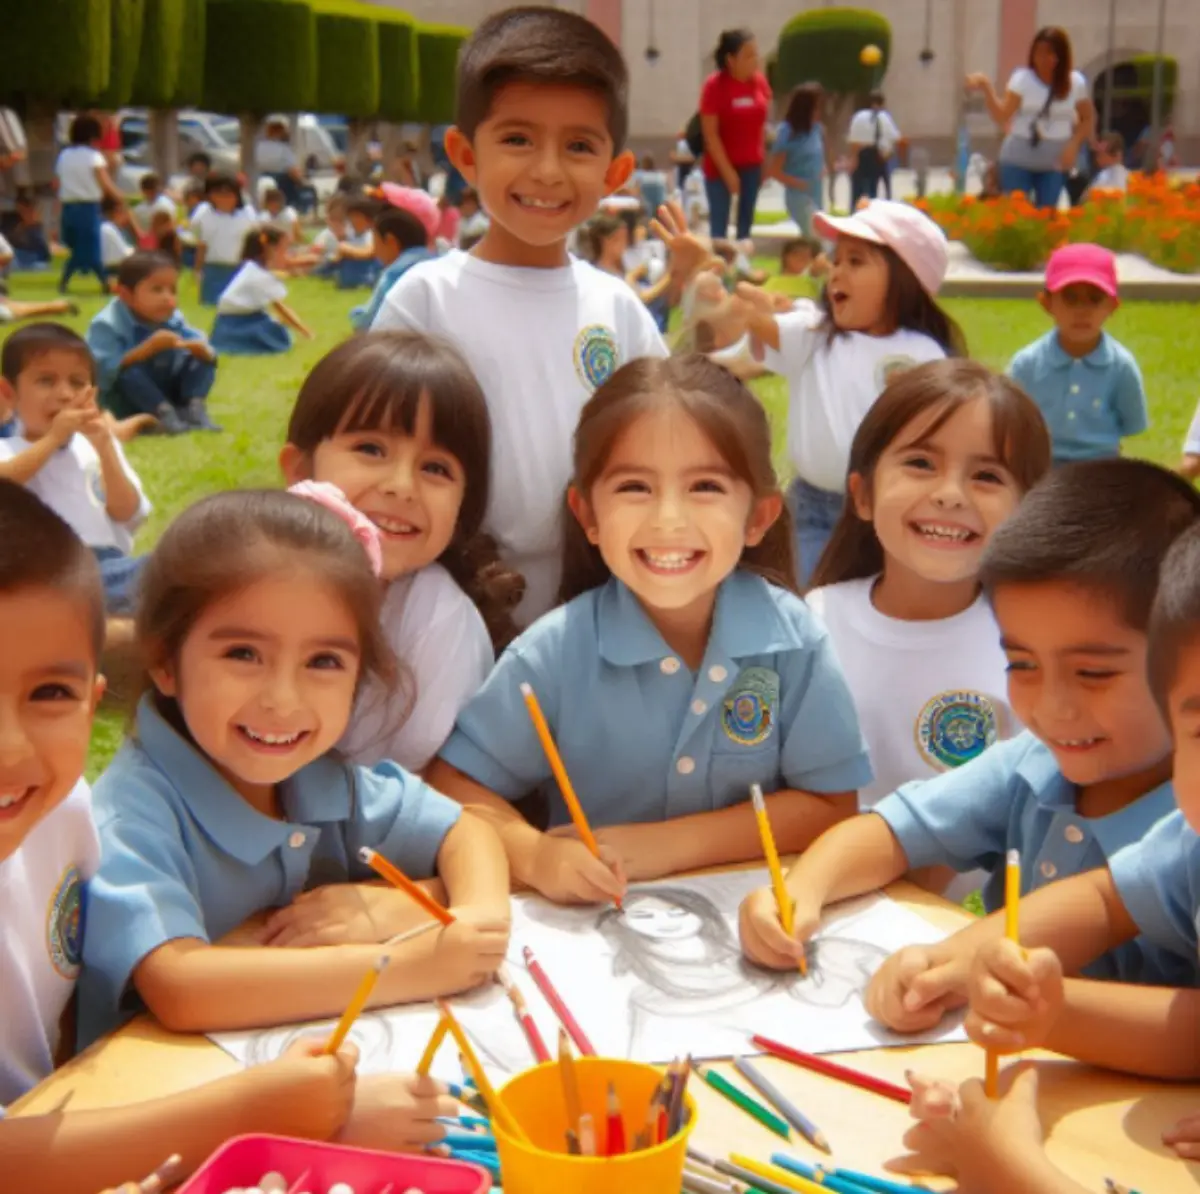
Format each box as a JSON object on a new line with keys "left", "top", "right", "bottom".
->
{"left": 12, "top": 882, "right": 1200, "bottom": 1192}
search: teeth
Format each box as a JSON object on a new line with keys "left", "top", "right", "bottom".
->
{"left": 0, "top": 790, "right": 28, "bottom": 808}
{"left": 242, "top": 727, "right": 302, "bottom": 745}
{"left": 1053, "top": 737, "right": 1101, "bottom": 747}
{"left": 371, "top": 515, "right": 419, "bottom": 535}
{"left": 915, "top": 523, "right": 974, "bottom": 542}
{"left": 516, "top": 196, "right": 565, "bottom": 209}
{"left": 642, "top": 550, "right": 698, "bottom": 571}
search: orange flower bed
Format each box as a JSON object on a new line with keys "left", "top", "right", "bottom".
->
{"left": 914, "top": 174, "right": 1200, "bottom": 274}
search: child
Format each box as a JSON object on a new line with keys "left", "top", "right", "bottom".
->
{"left": 456, "top": 186, "right": 489, "bottom": 250}
{"left": 337, "top": 197, "right": 380, "bottom": 290}
{"left": 350, "top": 194, "right": 438, "bottom": 332}
{"left": 210, "top": 227, "right": 312, "bottom": 355}
{"left": 192, "top": 172, "right": 260, "bottom": 306}
{"left": 0, "top": 324, "right": 150, "bottom": 616}
{"left": 1088, "top": 131, "right": 1129, "bottom": 193}
{"left": 262, "top": 185, "right": 301, "bottom": 241}
{"left": 806, "top": 360, "right": 1051, "bottom": 820}
{"left": 372, "top": 6, "right": 668, "bottom": 624}
{"left": 87, "top": 251, "right": 220, "bottom": 435}
{"left": 178, "top": 180, "right": 205, "bottom": 269}
{"left": 99, "top": 196, "right": 134, "bottom": 280}
{"left": 0, "top": 482, "right": 460, "bottom": 1192}
{"left": 6, "top": 190, "right": 52, "bottom": 270}
{"left": 585, "top": 213, "right": 629, "bottom": 277}
{"left": 280, "top": 331, "right": 522, "bottom": 771}
{"left": 151, "top": 209, "right": 182, "bottom": 266}
{"left": 55, "top": 114, "right": 123, "bottom": 294}
{"left": 310, "top": 195, "right": 348, "bottom": 278}
{"left": 132, "top": 172, "right": 177, "bottom": 248}
{"left": 1008, "top": 243, "right": 1147, "bottom": 466}
{"left": 779, "top": 236, "right": 826, "bottom": 279}
{"left": 77, "top": 488, "right": 512, "bottom": 1045}
{"left": 428, "top": 355, "right": 871, "bottom": 906}
{"left": 740, "top": 458, "right": 1198, "bottom": 997}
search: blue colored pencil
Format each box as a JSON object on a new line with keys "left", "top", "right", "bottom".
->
{"left": 827, "top": 1168, "right": 929, "bottom": 1194}
{"left": 446, "top": 1081, "right": 489, "bottom": 1116}
{"left": 771, "top": 1155, "right": 876, "bottom": 1194}
{"left": 436, "top": 1114, "right": 492, "bottom": 1131}
{"left": 441, "top": 1132, "right": 497, "bottom": 1152}
{"left": 448, "top": 1148, "right": 501, "bottom": 1178}
{"left": 735, "top": 1056, "right": 830, "bottom": 1153}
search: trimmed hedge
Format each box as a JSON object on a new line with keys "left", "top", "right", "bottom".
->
{"left": 130, "top": 0, "right": 185, "bottom": 108}
{"left": 203, "top": 0, "right": 316, "bottom": 114}
{"left": 416, "top": 24, "right": 467, "bottom": 125}
{"left": 312, "top": 2, "right": 380, "bottom": 118}
{"left": 3, "top": 0, "right": 111, "bottom": 106}
{"left": 93, "top": 0, "right": 147, "bottom": 108}
{"left": 170, "top": 0, "right": 206, "bottom": 107}
{"left": 776, "top": 8, "right": 891, "bottom": 97}
{"left": 377, "top": 9, "right": 420, "bottom": 122}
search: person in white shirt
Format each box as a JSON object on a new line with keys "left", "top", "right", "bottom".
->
{"left": 261, "top": 186, "right": 301, "bottom": 240}
{"left": 55, "top": 114, "right": 123, "bottom": 294}
{"left": 98, "top": 196, "right": 134, "bottom": 277}
{"left": 131, "top": 172, "right": 177, "bottom": 246}
{"left": 192, "top": 172, "right": 261, "bottom": 306}
{"left": 848, "top": 91, "right": 902, "bottom": 206}
{"left": 1087, "top": 131, "right": 1129, "bottom": 195}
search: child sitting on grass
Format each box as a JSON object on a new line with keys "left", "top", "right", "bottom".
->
{"left": 210, "top": 227, "right": 313, "bottom": 355}
{"left": 99, "top": 196, "right": 134, "bottom": 282}
{"left": 0, "top": 235, "right": 78, "bottom": 323}
{"left": 132, "top": 172, "right": 177, "bottom": 249}
{"left": 350, "top": 198, "right": 436, "bottom": 332}
{"left": 337, "top": 197, "right": 380, "bottom": 290}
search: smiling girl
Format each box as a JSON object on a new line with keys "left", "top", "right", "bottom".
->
{"left": 427, "top": 354, "right": 871, "bottom": 905}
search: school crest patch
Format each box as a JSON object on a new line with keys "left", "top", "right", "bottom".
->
{"left": 46, "top": 864, "right": 85, "bottom": 979}
{"left": 574, "top": 323, "right": 619, "bottom": 391}
{"left": 875, "top": 354, "right": 920, "bottom": 390}
{"left": 915, "top": 690, "right": 998, "bottom": 770}
{"left": 721, "top": 666, "right": 780, "bottom": 746}
{"left": 85, "top": 459, "right": 106, "bottom": 508}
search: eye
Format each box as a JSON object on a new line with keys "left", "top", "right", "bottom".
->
{"left": 351, "top": 439, "right": 385, "bottom": 458}
{"left": 974, "top": 468, "right": 1008, "bottom": 484}
{"left": 501, "top": 132, "right": 531, "bottom": 147}
{"left": 309, "top": 652, "right": 349, "bottom": 671}
{"left": 223, "top": 645, "right": 259, "bottom": 663}
{"left": 30, "top": 682, "right": 80, "bottom": 701}
{"left": 421, "top": 458, "right": 456, "bottom": 480}
{"left": 1004, "top": 658, "right": 1035, "bottom": 673}
{"left": 691, "top": 477, "right": 727, "bottom": 494}
{"left": 1078, "top": 668, "right": 1118, "bottom": 681}
{"left": 902, "top": 454, "right": 935, "bottom": 471}
{"left": 568, "top": 138, "right": 598, "bottom": 155}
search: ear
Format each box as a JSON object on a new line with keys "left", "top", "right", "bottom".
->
{"left": 0, "top": 376, "right": 15, "bottom": 407}
{"left": 1107, "top": 296, "right": 1121, "bottom": 315}
{"left": 149, "top": 657, "right": 177, "bottom": 698}
{"left": 604, "top": 150, "right": 636, "bottom": 196}
{"left": 1036, "top": 291, "right": 1052, "bottom": 315}
{"left": 279, "top": 442, "right": 311, "bottom": 485}
{"left": 744, "top": 493, "right": 783, "bottom": 547}
{"left": 444, "top": 128, "right": 477, "bottom": 185}
{"left": 847, "top": 471, "right": 872, "bottom": 521}
{"left": 567, "top": 485, "right": 600, "bottom": 544}
{"left": 115, "top": 284, "right": 134, "bottom": 306}
{"left": 89, "top": 673, "right": 107, "bottom": 714}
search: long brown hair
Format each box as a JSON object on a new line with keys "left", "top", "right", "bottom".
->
{"left": 808, "top": 360, "right": 1052, "bottom": 590}
{"left": 287, "top": 332, "right": 523, "bottom": 649}
{"left": 784, "top": 83, "right": 823, "bottom": 134}
{"left": 1029, "top": 26, "right": 1073, "bottom": 100}
{"left": 559, "top": 355, "right": 796, "bottom": 604}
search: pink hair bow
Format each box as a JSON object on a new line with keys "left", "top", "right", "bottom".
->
{"left": 288, "top": 480, "right": 384, "bottom": 577}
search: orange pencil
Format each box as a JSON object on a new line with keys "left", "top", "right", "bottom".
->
{"left": 358, "top": 847, "right": 455, "bottom": 926}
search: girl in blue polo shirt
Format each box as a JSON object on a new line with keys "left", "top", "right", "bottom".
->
{"left": 78, "top": 489, "right": 510, "bottom": 1046}
{"left": 428, "top": 354, "right": 872, "bottom": 906}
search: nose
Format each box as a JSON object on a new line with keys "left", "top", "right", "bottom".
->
{"left": 529, "top": 142, "right": 566, "bottom": 186}
{"left": 259, "top": 664, "right": 301, "bottom": 716}
{"left": 931, "top": 469, "right": 967, "bottom": 508}
{"left": 0, "top": 702, "right": 34, "bottom": 770}
{"left": 1034, "top": 672, "right": 1080, "bottom": 728}
{"left": 650, "top": 489, "right": 687, "bottom": 532}
{"left": 380, "top": 455, "right": 417, "bottom": 501}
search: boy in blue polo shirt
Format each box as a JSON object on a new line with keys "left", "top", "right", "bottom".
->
{"left": 1008, "top": 243, "right": 1148, "bottom": 466}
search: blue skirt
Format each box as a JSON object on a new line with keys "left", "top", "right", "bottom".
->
{"left": 211, "top": 311, "right": 292, "bottom": 355}
{"left": 199, "top": 261, "right": 238, "bottom": 307}
{"left": 60, "top": 201, "right": 103, "bottom": 283}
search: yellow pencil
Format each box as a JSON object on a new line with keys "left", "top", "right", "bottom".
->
{"left": 417, "top": 1017, "right": 450, "bottom": 1076}
{"left": 751, "top": 784, "right": 807, "bottom": 976}
{"left": 324, "top": 955, "right": 388, "bottom": 1054}
{"left": 986, "top": 848, "right": 1022, "bottom": 1097}
{"left": 729, "top": 1153, "right": 824, "bottom": 1194}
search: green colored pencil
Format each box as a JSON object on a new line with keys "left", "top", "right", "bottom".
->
{"left": 1105, "top": 1180, "right": 1141, "bottom": 1194}
{"left": 692, "top": 1062, "right": 791, "bottom": 1141}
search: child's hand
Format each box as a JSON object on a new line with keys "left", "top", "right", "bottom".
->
{"left": 253, "top": 1035, "right": 360, "bottom": 1141}
{"left": 258, "top": 884, "right": 390, "bottom": 948}
{"left": 1163, "top": 1108, "right": 1200, "bottom": 1160}
{"left": 738, "top": 886, "right": 818, "bottom": 970}
{"left": 338, "top": 1073, "right": 457, "bottom": 1152}
{"left": 434, "top": 906, "right": 511, "bottom": 992}
{"left": 50, "top": 402, "right": 99, "bottom": 444}
{"left": 650, "top": 200, "right": 712, "bottom": 286}
{"left": 965, "top": 941, "right": 1064, "bottom": 1055}
{"left": 186, "top": 339, "right": 215, "bottom": 361}
{"left": 529, "top": 832, "right": 628, "bottom": 905}
{"left": 865, "top": 945, "right": 969, "bottom": 1033}
{"left": 550, "top": 822, "right": 670, "bottom": 883}
{"left": 145, "top": 328, "right": 182, "bottom": 354}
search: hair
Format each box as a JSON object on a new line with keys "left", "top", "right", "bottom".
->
{"left": 457, "top": 186, "right": 480, "bottom": 210}
{"left": 153, "top": 215, "right": 181, "bottom": 264}
{"left": 186, "top": 151, "right": 212, "bottom": 172}
{"left": 140, "top": 172, "right": 161, "bottom": 193}
{"left": 784, "top": 83, "right": 823, "bottom": 134}
{"left": 456, "top": 6, "right": 629, "bottom": 150}
{"left": 375, "top": 205, "right": 428, "bottom": 252}
{"left": 286, "top": 332, "right": 523, "bottom": 649}
{"left": 0, "top": 322, "right": 94, "bottom": 385}
{"left": 0, "top": 479, "right": 105, "bottom": 659}
{"left": 583, "top": 213, "right": 624, "bottom": 263}
{"left": 868, "top": 89, "right": 886, "bottom": 106}
{"left": 116, "top": 251, "right": 177, "bottom": 291}
{"left": 336, "top": 174, "right": 365, "bottom": 197}
{"left": 559, "top": 354, "right": 796, "bottom": 603}
{"left": 263, "top": 186, "right": 286, "bottom": 207}
{"left": 1148, "top": 524, "right": 1200, "bottom": 712}
{"left": 1030, "top": 26, "right": 1073, "bottom": 100}
{"left": 639, "top": 152, "right": 656, "bottom": 170}
{"left": 819, "top": 241, "right": 966, "bottom": 356}
{"left": 1100, "top": 129, "right": 1125, "bottom": 156}
{"left": 346, "top": 197, "right": 379, "bottom": 222}
{"left": 714, "top": 28, "right": 755, "bottom": 72}
{"left": 182, "top": 180, "right": 205, "bottom": 204}
{"left": 68, "top": 114, "right": 101, "bottom": 146}
{"left": 101, "top": 194, "right": 123, "bottom": 217}
{"left": 781, "top": 236, "right": 818, "bottom": 262}
{"left": 264, "top": 118, "right": 290, "bottom": 138}
{"left": 325, "top": 194, "right": 348, "bottom": 220}
{"left": 241, "top": 225, "right": 286, "bottom": 263}
{"left": 809, "top": 360, "right": 1052, "bottom": 589}
{"left": 204, "top": 170, "right": 245, "bottom": 207}
{"left": 980, "top": 459, "right": 1200, "bottom": 632}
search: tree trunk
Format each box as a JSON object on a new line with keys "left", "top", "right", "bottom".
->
{"left": 240, "top": 112, "right": 260, "bottom": 196}
{"left": 149, "top": 109, "right": 178, "bottom": 182}
{"left": 347, "top": 118, "right": 372, "bottom": 179}
{"left": 21, "top": 102, "right": 59, "bottom": 236}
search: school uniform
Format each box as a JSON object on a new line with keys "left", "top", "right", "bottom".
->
{"left": 55, "top": 144, "right": 107, "bottom": 290}
{"left": 874, "top": 732, "right": 1186, "bottom": 984}
{"left": 78, "top": 695, "right": 464, "bottom": 1046}
{"left": 210, "top": 261, "right": 291, "bottom": 354}
{"left": 133, "top": 193, "right": 177, "bottom": 245}
{"left": 439, "top": 571, "right": 872, "bottom": 829}
{"left": 99, "top": 219, "right": 133, "bottom": 274}
{"left": 350, "top": 246, "right": 435, "bottom": 332}
{"left": 310, "top": 226, "right": 340, "bottom": 278}
{"left": 337, "top": 228, "right": 378, "bottom": 289}
{"left": 192, "top": 202, "right": 260, "bottom": 305}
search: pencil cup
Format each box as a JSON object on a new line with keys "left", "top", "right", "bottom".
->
{"left": 492, "top": 1058, "right": 696, "bottom": 1194}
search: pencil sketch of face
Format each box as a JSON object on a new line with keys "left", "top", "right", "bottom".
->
{"left": 792, "top": 936, "right": 889, "bottom": 1009}
{"left": 623, "top": 894, "right": 704, "bottom": 942}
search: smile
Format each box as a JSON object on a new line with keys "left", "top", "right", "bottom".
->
{"left": 237, "top": 726, "right": 309, "bottom": 750}
{"left": 1049, "top": 736, "right": 1104, "bottom": 750}
{"left": 369, "top": 514, "right": 421, "bottom": 537}
{"left": 514, "top": 194, "right": 570, "bottom": 213}
{"left": 911, "top": 521, "right": 979, "bottom": 544}
{"left": 0, "top": 787, "right": 34, "bottom": 816}
{"left": 637, "top": 549, "right": 703, "bottom": 574}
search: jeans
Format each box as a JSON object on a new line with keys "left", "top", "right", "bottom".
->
{"left": 783, "top": 188, "right": 818, "bottom": 237}
{"left": 787, "top": 477, "right": 846, "bottom": 588}
{"left": 998, "top": 163, "right": 1065, "bottom": 209}
{"left": 109, "top": 350, "right": 216, "bottom": 417}
{"left": 851, "top": 148, "right": 886, "bottom": 208}
{"left": 93, "top": 547, "right": 147, "bottom": 616}
{"left": 705, "top": 164, "right": 762, "bottom": 240}
{"left": 60, "top": 201, "right": 105, "bottom": 291}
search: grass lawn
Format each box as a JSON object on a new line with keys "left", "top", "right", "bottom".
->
{"left": 1, "top": 269, "right": 1197, "bottom": 782}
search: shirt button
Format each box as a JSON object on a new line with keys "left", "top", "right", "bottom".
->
{"left": 1070, "top": 384, "right": 1080, "bottom": 394}
{"left": 288, "top": 831, "right": 306, "bottom": 849}
{"left": 1039, "top": 860, "right": 1057, "bottom": 879}
{"left": 660, "top": 657, "right": 681, "bottom": 675}
{"left": 708, "top": 665, "right": 728, "bottom": 683}
{"left": 1067, "top": 411, "right": 1076, "bottom": 420}
{"left": 676, "top": 756, "right": 696, "bottom": 775}
{"left": 691, "top": 699, "right": 708, "bottom": 715}
{"left": 1064, "top": 825, "right": 1084, "bottom": 844}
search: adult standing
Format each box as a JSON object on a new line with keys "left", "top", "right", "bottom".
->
{"left": 966, "top": 26, "right": 1094, "bottom": 210}
{"left": 699, "top": 28, "right": 772, "bottom": 241}
{"left": 767, "top": 83, "right": 825, "bottom": 237}
{"left": 848, "top": 91, "right": 900, "bottom": 207}
{"left": 255, "top": 119, "right": 315, "bottom": 213}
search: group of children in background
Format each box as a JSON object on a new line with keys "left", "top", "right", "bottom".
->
{"left": 2, "top": 7, "right": 1199, "bottom": 1194}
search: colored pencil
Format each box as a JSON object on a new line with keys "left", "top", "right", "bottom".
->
{"left": 636, "top": 1069, "right": 671, "bottom": 1149}
{"left": 358, "top": 847, "right": 455, "bottom": 925}
{"left": 731, "top": 1153, "right": 825, "bottom": 1194}
{"left": 440, "top": 1133, "right": 497, "bottom": 1152}
{"left": 987, "top": 848, "right": 1021, "bottom": 1099}
{"left": 751, "top": 783, "right": 808, "bottom": 976}
{"left": 683, "top": 1169, "right": 738, "bottom": 1194}
{"left": 558, "top": 1028, "right": 583, "bottom": 1144}
{"left": 324, "top": 955, "right": 388, "bottom": 1054}
{"left": 693, "top": 1062, "right": 791, "bottom": 1140}
{"left": 668, "top": 1058, "right": 692, "bottom": 1136}
{"left": 384, "top": 919, "right": 443, "bottom": 946}
{"left": 605, "top": 1081, "right": 626, "bottom": 1155}
{"left": 498, "top": 965, "right": 551, "bottom": 1062}
{"left": 446, "top": 1081, "right": 489, "bottom": 1117}
{"left": 770, "top": 1156, "right": 878, "bottom": 1194}
{"left": 436, "top": 1114, "right": 492, "bottom": 1131}
{"left": 525, "top": 945, "right": 596, "bottom": 1055}
{"left": 417, "top": 1017, "right": 449, "bottom": 1076}
{"left": 753, "top": 1034, "right": 912, "bottom": 1105}
{"left": 734, "top": 1055, "right": 830, "bottom": 1153}
{"left": 824, "top": 1168, "right": 924, "bottom": 1194}
{"left": 708, "top": 1157, "right": 803, "bottom": 1194}
{"left": 579, "top": 1111, "right": 597, "bottom": 1156}
{"left": 1105, "top": 1182, "right": 1141, "bottom": 1194}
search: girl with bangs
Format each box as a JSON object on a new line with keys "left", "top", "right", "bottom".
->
{"left": 427, "top": 355, "right": 872, "bottom": 906}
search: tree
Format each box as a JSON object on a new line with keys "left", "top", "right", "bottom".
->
{"left": 376, "top": 8, "right": 420, "bottom": 123}
{"left": 93, "top": 0, "right": 148, "bottom": 110}
{"left": 129, "top": 0, "right": 188, "bottom": 180}
{"left": 2, "top": 0, "right": 112, "bottom": 109}
{"left": 309, "top": 0, "right": 381, "bottom": 176}
{"left": 415, "top": 24, "right": 467, "bottom": 126}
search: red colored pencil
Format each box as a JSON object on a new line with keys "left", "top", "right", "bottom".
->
{"left": 499, "top": 968, "right": 550, "bottom": 1063}
{"left": 752, "top": 1034, "right": 912, "bottom": 1105}
{"left": 523, "top": 945, "right": 596, "bottom": 1056}
{"left": 605, "top": 1081, "right": 626, "bottom": 1155}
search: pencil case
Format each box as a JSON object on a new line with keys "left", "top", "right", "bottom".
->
{"left": 176, "top": 1134, "right": 492, "bottom": 1193}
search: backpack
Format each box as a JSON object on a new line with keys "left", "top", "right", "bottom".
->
{"left": 684, "top": 111, "right": 705, "bottom": 159}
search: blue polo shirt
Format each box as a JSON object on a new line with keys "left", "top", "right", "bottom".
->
{"left": 77, "top": 696, "right": 462, "bottom": 1046}
{"left": 876, "top": 732, "right": 1187, "bottom": 983}
{"left": 350, "top": 245, "right": 435, "bottom": 332}
{"left": 439, "top": 571, "right": 872, "bottom": 829}
{"left": 86, "top": 298, "right": 212, "bottom": 403}
{"left": 1008, "top": 330, "right": 1148, "bottom": 463}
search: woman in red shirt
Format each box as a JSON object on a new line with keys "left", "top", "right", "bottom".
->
{"left": 699, "top": 29, "right": 772, "bottom": 240}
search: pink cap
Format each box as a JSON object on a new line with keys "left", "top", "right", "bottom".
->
{"left": 375, "top": 182, "right": 440, "bottom": 241}
{"left": 1045, "top": 243, "right": 1118, "bottom": 298}
{"left": 812, "top": 200, "right": 949, "bottom": 296}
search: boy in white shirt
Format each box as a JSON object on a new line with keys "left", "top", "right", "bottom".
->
{"left": 1088, "top": 131, "right": 1130, "bottom": 194}
{"left": 262, "top": 185, "right": 302, "bottom": 241}
{"left": 372, "top": 5, "right": 668, "bottom": 622}
{"left": 99, "top": 196, "right": 134, "bottom": 279}
{"left": 132, "top": 172, "right": 177, "bottom": 246}
{"left": 54, "top": 114, "right": 123, "bottom": 294}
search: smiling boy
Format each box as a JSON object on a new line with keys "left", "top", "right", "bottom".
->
{"left": 371, "top": 6, "right": 668, "bottom": 624}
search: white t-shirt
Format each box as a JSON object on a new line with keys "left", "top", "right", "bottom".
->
{"left": 848, "top": 109, "right": 901, "bottom": 155}
{"left": 1089, "top": 164, "right": 1129, "bottom": 193}
{"left": 1007, "top": 68, "right": 1088, "bottom": 143}
{"left": 256, "top": 139, "right": 297, "bottom": 174}
{"left": 217, "top": 260, "right": 287, "bottom": 315}
{"left": 371, "top": 251, "right": 668, "bottom": 623}
{"left": 192, "top": 202, "right": 261, "bottom": 265}
{"left": 0, "top": 232, "right": 11, "bottom": 258}
{"left": 0, "top": 434, "right": 149, "bottom": 551}
{"left": 266, "top": 205, "right": 300, "bottom": 234}
{"left": 133, "top": 192, "right": 176, "bottom": 233}
{"left": 312, "top": 226, "right": 340, "bottom": 263}
{"left": 764, "top": 301, "right": 946, "bottom": 492}
{"left": 340, "top": 564, "right": 494, "bottom": 772}
{"left": 0, "top": 782, "right": 99, "bottom": 1106}
{"left": 100, "top": 220, "right": 133, "bottom": 267}
{"left": 55, "top": 146, "right": 106, "bottom": 202}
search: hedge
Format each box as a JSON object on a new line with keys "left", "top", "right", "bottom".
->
{"left": 311, "top": 1, "right": 380, "bottom": 118}
{"left": 776, "top": 7, "right": 891, "bottom": 98}
{"left": 93, "top": 0, "right": 147, "bottom": 109}
{"left": 130, "top": 0, "right": 185, "bottom": 108}
{"left": 416, "top": 24, "right": 467, "bottom": 125}
{"left": 203, "top": 0, "right": 316, "bottom": 115}
{"left": 376, "top": 9, "right": 420, "bottom": 122}
{"left": 2, "top": 0, "right": 111, "bottom": 107}
{"left": 170, "top": 0, "right": 206, "bottom": 108}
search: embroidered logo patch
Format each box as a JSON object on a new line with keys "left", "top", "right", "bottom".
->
{"left": 47, "top": 864, "right": 85, "bottom": 979}
{"left": 915, "top": 690, "right": 998, "bottom": 770}
{"left": 85, "top": 459, "right": 106, "bottom": 508}
{"left": 721, "top": 666, "right": 780, "bottom": 746}
{"left": 875, "top": 353, "right": 920, "bottom": 389}
{"left": 574, "top": 323, "right": 619, "bottom": 391}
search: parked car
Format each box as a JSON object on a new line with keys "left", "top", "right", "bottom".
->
{"left": 116, "top": 108, "right": 242, "bottom": 175}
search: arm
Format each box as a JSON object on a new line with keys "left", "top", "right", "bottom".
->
{"left": 338, "top": 239, "right": 376, "bottom": 260}
{"left": 435, "top": 810, "right": 511, "bottom": 916}
{"left": 0, "top": 416, "right": 79, "bottom": 483}
{"left": 193, "top": 241, "right": 207, "bottom": 275}
{"left": 90, "top": 429, "right": 142, "bottom": 523}
{"left": 94, "top": 164, "right": 123, "bottom": 203}
{"left": 119, "top": 329, "right": 181, "bottom": 369}
{"left": 701, "top": 114, "right": 738, "bottom": 189}
{"left": 1114, "top": 355, "right": 1150, "bottom": 438}
{"left": 1062, "top": 96, "right": 1096, "bottom": 168}
{"left": 767, "top": 151, "right": 809, "bottom": 192}
{"left": 966, "top": 75, "right": 1022, "bottom": 127}
{"left": 272, "top": 300, "right": 314, "bottom": 339}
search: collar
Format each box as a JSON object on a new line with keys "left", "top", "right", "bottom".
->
{"left": 109, "top": 298, "right": 183, "bottom": 336}
{"left": 134, "top": 694, "right": 354, "bottom": 865}
{"left": 1047, "top": 330, "right": 1114, "bottom": 370}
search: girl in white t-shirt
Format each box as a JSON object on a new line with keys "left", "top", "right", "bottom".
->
{"left": 192, "top": 172, "right": 261, "bottom": 306}
{"left": 210, "top": 227, "right": 313, "bottom": 355}
{"left": 55, "top": 114, "right": 124, "bottom": 294}
{"left": 281, "top": 331, "right": 523, "bottom": 773}
{"left": 805, "top": 360, "right": 1051, "bottom": 894}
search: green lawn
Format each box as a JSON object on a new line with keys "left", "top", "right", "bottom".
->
{"left": 1, "top": 270, "right": 1197, "bottom": 781}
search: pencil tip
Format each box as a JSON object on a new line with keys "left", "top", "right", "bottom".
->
{"left": 357, "top": 846, "right": 372, "bottom": 862}
{"left": 519, "top": 681, "right": 533, "bottom": 696}
{"left": 814, "top": 1132, "right": 831, "bottom": 1153}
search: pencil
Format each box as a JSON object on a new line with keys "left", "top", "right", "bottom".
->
{"left": 579, "top": 1111, "right": 597, "bottom": 1156}
{"left": 823, "top": 1168, "right": 924, "bottom": 1194}
{"left": 358, "top": 847, "right": 455, "bottom": 925}
{"left": 1105, "top": 1180, "right": 1141, "bottom": 1194}
{"left": 524, "top": 944, "right": 596, "bottom": 1055}
{"left": 605, "top": 1081, "right": 626, "bottom": 1155}
{"left": 324, "top": 955, "right": 388, "bottom": 1054}
{"left": 753, "top": 1034, "right": 912, "bottom": 1105}
{"left": 668, "top": 1057, "right": 692, "bottom": 1136}
{"left": 751, "top": 783, "right": 808, "bottom": 976}
{"left": 417, "top": 1017, "right": 449, "bottom": 1076}
{"left": 707, "top": 1156, "right": 802, "bottom": 1194}
{"left": 558, "top": 1028, "right": 583, "bottom": 1145}
{"left": 987, "top": 848, "right": 1021, "bottom": 1099}
{"left": 693, "top": 1062, "right": 791, "bottom": 1140}
{"left": 734, "top": 1055, "right": 830, "bottom": 1153}
{"left": 730, "top": 1153, "right": 825, "bottom": 1194}
{"left": 498, "top": 965, "right": 551, "bottom": 1063}
{"left": 446, "top": 1081, "right": 489, "bottom": 1117}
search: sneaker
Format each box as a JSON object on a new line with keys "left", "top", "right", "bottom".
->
{"left": 155, "top": 402, "right": 189, "bottom": 435}
{"left": 185, "top": 399, "right": 222, "bottom": 432}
